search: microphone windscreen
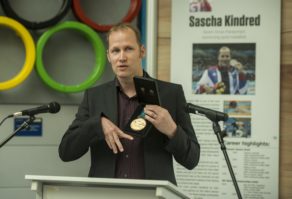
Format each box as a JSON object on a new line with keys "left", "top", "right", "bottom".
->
{"left": 49, "top": 102, "right": 61, "bottom": 113}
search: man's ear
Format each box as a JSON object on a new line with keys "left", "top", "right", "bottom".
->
{"left": 140, "top": 45, "right": 146, "bottom": 58}
{"left": 107, "top": 50, "right": 111, "bottom": 63}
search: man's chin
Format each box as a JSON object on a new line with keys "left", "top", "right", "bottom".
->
{"left": 116, "top": 71, "right": 134, "bottom": 80}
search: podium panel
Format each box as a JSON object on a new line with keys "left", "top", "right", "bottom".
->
{"left": 25, "top": 175, "right": 191, "bottom": 199}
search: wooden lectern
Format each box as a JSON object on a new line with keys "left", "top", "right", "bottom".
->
{"left": 25, "top": 175, "right": 191, "bottom": 199}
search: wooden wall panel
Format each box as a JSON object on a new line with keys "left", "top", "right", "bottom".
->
{"left": 280, "top": 0, "right": 292, "bottom": 197}
{"left": 158, "top": 0, "right": 171, "bottom": 39}
{"left": 157, "top": 38, "right": 171, "bottom": 81}
{"left": 157, "top": 0, "right": 292, "bottom": 198}
{"left": 282, "top": 0, "right": 292, "bottom": 32}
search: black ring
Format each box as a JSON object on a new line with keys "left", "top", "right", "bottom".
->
{"left": 0, "top": 0, "right": 71, "bottom": 30}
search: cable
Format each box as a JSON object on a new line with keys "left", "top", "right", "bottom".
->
{"left": 0, "top": 115, "right": 12, "bottom": 127}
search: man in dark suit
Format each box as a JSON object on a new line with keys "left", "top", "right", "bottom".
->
{"left": 58, "top": 23, "right": 200, "bottom": 185}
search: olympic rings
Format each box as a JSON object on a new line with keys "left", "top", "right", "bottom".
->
{"left": 0, "top": 16, "right": 36, "bottom": 91}
{"left": 36, "top": 21, "right": 106, "bottom": 93}
{"left": 0, "top": 0, "right": 71, "bottom": 30}
{"left": 72, "top": 0, "right": 142, "bottom": 32}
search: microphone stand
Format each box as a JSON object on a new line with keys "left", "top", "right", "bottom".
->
{"left": 0, "top": 116, "right": 35, "bottom": 148}
{"left": 213, "top": 121, "right": 242, "bottom": 199}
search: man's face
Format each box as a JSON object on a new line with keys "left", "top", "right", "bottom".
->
{"left": 218, "top": 49, "right": 231, "bottom": 67}
{"left": 107, "top": 28, "right": 145, "bottom": 81}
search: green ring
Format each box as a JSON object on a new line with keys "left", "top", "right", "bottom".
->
{"left": 36, "top": 21, "right": 106, "bottom": 93}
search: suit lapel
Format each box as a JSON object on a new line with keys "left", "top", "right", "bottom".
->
{"left": 103, "top": 81, "right": 118, "bottom": 125}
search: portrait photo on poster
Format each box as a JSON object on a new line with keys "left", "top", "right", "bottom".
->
{"left": 192, "top": 43, "right": 256, "bottom": 95}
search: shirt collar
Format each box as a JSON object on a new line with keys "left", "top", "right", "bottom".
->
{"left": 115, "top": 70, "right": 150, "bottom": 90}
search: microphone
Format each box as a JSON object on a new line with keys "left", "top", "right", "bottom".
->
{"left": 10, "top": 102, "right": 61, "bottom": 117}
{"left": 185, "top": 103, "right": 228, "bottom": 122}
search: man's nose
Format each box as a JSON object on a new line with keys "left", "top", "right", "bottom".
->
{"left": 119, "top": 51, "right": 126, "bottom": 62}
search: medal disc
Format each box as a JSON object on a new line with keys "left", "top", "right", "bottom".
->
{"left": 130, "top": 118, "right": 146, "bottom": 131}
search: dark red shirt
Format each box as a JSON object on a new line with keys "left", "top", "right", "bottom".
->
{"left": 114, "top": 82, "right": 145, "bottom": 179}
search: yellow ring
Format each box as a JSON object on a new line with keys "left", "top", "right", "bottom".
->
{"left": 0, "top": 16, "right": 35, "bottom": 90}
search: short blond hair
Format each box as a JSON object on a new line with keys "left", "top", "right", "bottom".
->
{"left": 107, "top": 23, "right": 142, "bottom": 46}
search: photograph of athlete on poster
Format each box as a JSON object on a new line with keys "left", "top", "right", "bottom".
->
{"left": 224, "top": 100, "right": 251, "bottom": 116}
{"left": 192, "top": 43, "right": 256, "bottom": 95}
{"left": 224, "top": 117, "right": 251, "bottom": 138}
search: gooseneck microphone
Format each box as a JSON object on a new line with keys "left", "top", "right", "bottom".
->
{"left": 185, "top": 103, "right": 228, "bottom": 122}
{"left": 9, "top": 102, "right": 61, "bottom": 117}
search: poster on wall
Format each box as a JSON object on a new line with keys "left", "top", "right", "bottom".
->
{"left": 171, "top": 0, "right": 280, "bottom": 198}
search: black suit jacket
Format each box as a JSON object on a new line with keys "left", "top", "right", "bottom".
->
{"left": 59, "top": 78, "right": 200, "bottom": 185}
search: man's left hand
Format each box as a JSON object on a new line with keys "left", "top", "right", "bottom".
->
{"left": 144, "top": 105, "right": 177, "bottom": 138}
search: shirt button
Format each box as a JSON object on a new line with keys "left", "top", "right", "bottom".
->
{"left": 124, "top": 174, "right": 128, "bottom": 178}
{"left": 125, "top": 154, "right": 129, "bottom": 158}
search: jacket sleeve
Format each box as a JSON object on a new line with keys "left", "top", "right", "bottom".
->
{"left": 165, "top": 84, "right": 200, "bottom": 169}
{"left": 58, "top": 90, "right": 104, "bottom": 162}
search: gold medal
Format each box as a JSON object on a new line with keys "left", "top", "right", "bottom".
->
{"left": 130, "top": 118, "right": 146, "bottom": 131}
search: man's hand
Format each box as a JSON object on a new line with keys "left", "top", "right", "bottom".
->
{"left": 199, "top": 85, "right": 215, "bottom": 94}
{"left": 101, "top": 117, "right": 133, "bottom": 154}
{"left": 215, "top": 82, "right": 226, "bottom": 94}
{"left": 144, "top": 105, "right": 177, "bottom": 138}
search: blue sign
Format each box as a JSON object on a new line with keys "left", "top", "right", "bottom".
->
{"left": 14, "top": 117, "right": 43, "bottom": 136}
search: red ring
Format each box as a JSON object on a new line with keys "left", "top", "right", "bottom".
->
{"left": 72, "top": 0, "right": 142, "bottom": 32}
